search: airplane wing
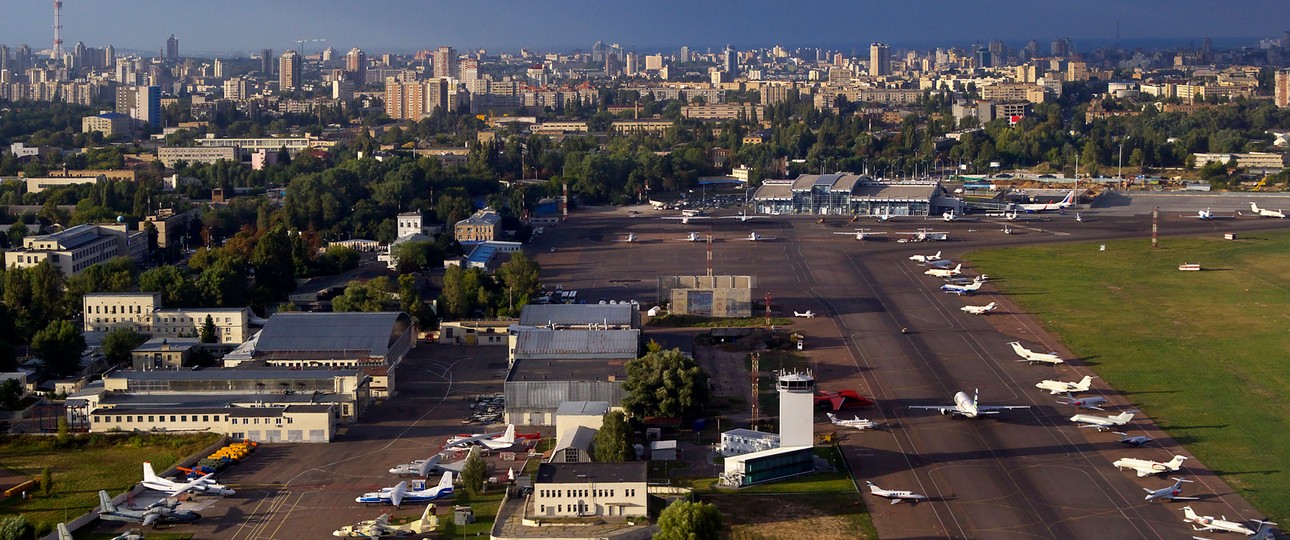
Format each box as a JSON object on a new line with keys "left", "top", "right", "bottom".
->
{"left": 142, "top": 511, "right": 160, "bottom": 527}
{"left": 390, "top": 481, "right": 407, "bottom": 507}
{"left": 909, "top": 405, "right": 955, "bottom": 413}
{"left": 978, "top": 405, "right": 1032, "bottom": 412}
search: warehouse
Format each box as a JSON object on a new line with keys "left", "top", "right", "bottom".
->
{"left": 504, "top": 359, "right": 626, "bottom": 426}
{"left": 507, "top": 328, "right": 640, "bottom": 367}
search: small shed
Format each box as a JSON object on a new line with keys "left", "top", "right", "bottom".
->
{"left": 650, "top": 440, "right": 677, "bottom": 461}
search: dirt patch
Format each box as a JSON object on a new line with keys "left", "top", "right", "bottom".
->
{"left": 710, "top": 494, "right": 871, "bottom": 540}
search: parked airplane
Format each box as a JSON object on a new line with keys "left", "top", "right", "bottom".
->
{"left": 389, "top": 454, "right": 468, "bottom": 477}
{"left": 663, "top": 215, "right": 711, "bottom": 224}
{"left": 1074, "top": 212, "right": 1084, "bottom": 222}
{"left": 680, "top": 232, "right": 703, "bottom": 242}
{"left": 1009, "top": 341, "right": 1065, "bottom": 365}
{"left": 925, "top": 263, "right": 963, "bottom": 278}
{"left": 142, "top": 462, "right": 234, "bottom": 496}
{"left": 1144, "top": 477, "right": 1198, "bottom": 502}
{"left": 333, "top": 503, "right": 438, "bottom": 538}
{"left": 1120, "top": 434, "right": 1155, "bottom": 447}
{"left": 827, "top": 413, "right": 879, "bottom": 430}
{"left": 908, "top": 251, "right": 942, "bottom": 264}
{"left": 865, "top": 481, "right": 927, "bottom": 504}
{"left": 59, "top": 523, "right": 142, "bottom": 540}
{"left": 910, "top": 389, "right": 1031, "bottom": 419}
{"left": 681, "top": 209, "right": 704, "bottom": 217}
{"left": 616, "top": 233, "right": 638, "bottom": 243}
{"left": 1182, "top": 506, "right": 1256, "bottom": 535}
{"left": 834, "top": 229, "right": 888, "bottom": 240}
{"left": 873, "top": 209, "right": 895, "bottom": 222}
{"left": 941, "top": 279, "right": 985, "bottom": 295}
{"left": 1197, "top": 519, "right": 1280, "bottom": 540}
{"left": 1057, "top": 393, "right": 1109, "bottom": 411}
{"left": 721, "top": 212, "right": 759, "bottom": 222}
{"left": 1001, "top": 225, "right": 1015, "bottom": 235}
{"left": 744, "top": 232, "right": 776, "bottom": 241}
{"left": 1035, "top": 375, "right": 1095, "bottom": 395}
{"left": 445, "top": 425, "right": 517, "bottom": 450}
{"left": 357, "top": 472, "right": 455, "bottom": 507}
{"left": 1249, "top": 202, "right": 1286, "bottom": 219}
{"left": 1115, "top": 455, "right": 1187, "bottom": 477}
{"left": 1016, "top": 190, "right": 1076, "bottom": 212}
{"left": 939, "top": 210, "right": 977, "bottom": 222}
{"left": 1071, "top": 411, "right": 1134, "bottom": 431}
{"left": 794, "top": 310, "right": 816, "bottom": 319}
{"left": 1182, "top": 208, "right": 1230, "bottom": 220}
{"left": 897, "top": 229, "right": 949, "bottom": 242}
{"left": 927, "top": 259, "right": 957, "bottom": 269}
{"left": 99, "top": 490, "right": 201, "bottom": 527}
{"left": 960, "top": 302, "right": 998, "bottom": 315}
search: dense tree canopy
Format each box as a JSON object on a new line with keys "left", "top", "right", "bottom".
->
{"left": 622, "top": 348, "right": 710, "bottom": 421}
{"left": 656, "top": 500, "right": 722, "bottom": 540}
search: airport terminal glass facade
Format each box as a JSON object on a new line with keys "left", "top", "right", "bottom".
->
{"left": 753, "top": 174, "right": 942, "bottom": 216}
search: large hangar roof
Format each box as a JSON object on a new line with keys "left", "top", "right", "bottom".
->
{"left": 254, "top": 312, "right": 410, "bottom": 357}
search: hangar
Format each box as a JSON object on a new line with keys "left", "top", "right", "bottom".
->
{"left": 752, "top": 173, "right": 959, "bottom": 216}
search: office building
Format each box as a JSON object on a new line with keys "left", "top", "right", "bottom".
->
{"left": 533, "top": 463, "right": 648, "bottom": 518}
{"left": 82, "top": 293, "right": 160, "bottom": 332}
{"left": 158, "top": 146, "right": 238, "bottom": 167}
{"left": 259, "top": 48, "right": 273, "bottom": 75}
{"left": 5, "top": 224, "right": 146, "bottom": 276}
{"left": 165, "top": 34, "right": 178, "bottom": 61}
{"left": 346, "top": 47, "right": 366, "bottom": 84}
{"left": 870, "top": 42, "right": 891, "bottom": 77}
{"left": 1277, "top": 69, "right": 1290, "bottom": 108}
{"left": 723, "top": 44, "right": 738, "bottom": 77}
{"left": 453, "top": 208, "right": 502, "bottom": 242}
{"left": 279, "top": 50, "right": 301, "bottom": 91}
{"left": 432, "top": 46, "right": 456, "bottom": 79}
{"left": 89, "top": 403, "right": 336, "bottom": 442}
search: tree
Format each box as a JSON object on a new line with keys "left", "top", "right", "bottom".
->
{"left": 31, "top": 320, "right": 86, "bottom": 377}
{"left": 497, "top": 252, "right": 541, "bottom": 317}
{"left": 101, "top": 328, "right": 146, "bottom": 365}
{"left": 39, "top": 466, "right": 52, "bottom": 496}
{"left": 621, "top": 348, "right": 710, "bottom": 421}
{"left": 655, "top": 499, "right": 722, "bottom": 540}
{"left": 200, "top": 315, "right": 218, "bottom": 343}
{"left": 439, "top": 265, "right": 472, "bottom": 319}
{"left": 139, "top": 266, "right": 196, "bottom": 306}
{"left": 332, "top": 277, "right": 393, "bottom": 312}
{"left": 250, "top": 225, "right": 297, "bottom": 295}
{"left": 0, "top": 515, "right": 35, "bottom": 540}
{"left": 592, "top": 411, "right": 631, "bottom": 462}
{"left": 459, "top": 447, "right": 488, "bottom": 496}
{"left": 0, "top": 379, "right": 22, "bottom": 410}
{"left": 3, "top": 262, "right": 67, "bottom": 340}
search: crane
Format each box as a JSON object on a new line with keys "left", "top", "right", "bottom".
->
{"left": 295, "top": 38, "right": 326, "bottom": 55}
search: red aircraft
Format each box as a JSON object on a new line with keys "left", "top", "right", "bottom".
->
{"left": 815, "top": 390, "right": 875, "bottom": 410}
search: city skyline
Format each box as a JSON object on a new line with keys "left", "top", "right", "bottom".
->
{"left": 3, "top": 0, "right": 1290, "bottom": 57}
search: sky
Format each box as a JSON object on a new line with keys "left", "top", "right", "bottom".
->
{"left": 3, "top": 0, "right": 1290, "bottom": 57}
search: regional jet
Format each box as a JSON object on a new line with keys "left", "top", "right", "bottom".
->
{"left": 910, "top": 389, "right": 1031, "bottom": 419}
{"left": 908, "top": 251, "right": 942, "bottom": 264}
{"left": 1114, "top": 455, "right": 1187, "bottom": 477}
{"left": 1182, "top": 506, "right": 1256, "bottom": 535}
{"left": 794, "top": 310, "right": 816, "bottom": 319}
{"left": 865, "top": 481, "right": 927, "bottom": 504}
{"left": 1144, "top": 477, "right": 1198, "bottom": 502}
{"left": 1058, "top": 393, "right": 1109, "bottom": 411}
{"left": 1035, "top": 375, "right": 1095, "bottom": 395}
{"left": 1015, "top": 190, "right": 1076, "bottom": 212}
{"left": 333, "top": 503, "right": 438, "bottom": 538}
{"left": 142, "top": 462, "right": 234, "bottom": 497}
{"left": 1249, "top": 202, "right": 1286, "bottom": 219}
{"left": 1071, "top": 411, "right": 1134, "bottom": 431}
{"left": 1009, "top": 341, "right": 1065, "bottom": 365}
{"left": 925, "top": 263, "right": 963, "bottom": 278}
{"left": 357, "top": 473, "right": 455, "bottom": 507}
{"left": 960, "top": 302, "right": 998, "bottom": 315}
{"left": 827, "top": 413, "right": 879, "bottom": 431}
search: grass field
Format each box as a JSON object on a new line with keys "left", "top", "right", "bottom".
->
{"left": 0, "top": 433, "right": 221, "bottom": 531}
{"left": 968, "top": 232, "right": 1290, "bottom": 522}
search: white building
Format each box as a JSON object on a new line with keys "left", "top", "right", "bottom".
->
{"left": 719, "top": 428, "right": 780, "bottom": 456}
{"left": 82, "top": 292, "right": 160, "bottom": 332}
{"left": 533, "top": 463, "right": 648, "bottom": 518}
{"left": 152, "top": 308, "right": 252, "bottom": 344}
{"left": 88, "top": 404, "right": 336, "bottom": 442}
{"left": 4, "top": 224, "right": 146, "bottom": 276}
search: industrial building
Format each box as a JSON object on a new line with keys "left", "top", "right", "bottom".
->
{"left": 507, "top": 328, "right": 640, "bottom": 366}
{"left": 659, "top": 275, "right": 753, "bottom": 317}
{"left": 751, "top": 173, "right": 959, "bottom": 216}
{"left": 222, "top": 312, "right": 413, "bottom": 369}
{"left": 518, "top": 304, "right": 641, "bottom": 330}
{"left": 504, "top": 359, "right": 625, "bottom": 426}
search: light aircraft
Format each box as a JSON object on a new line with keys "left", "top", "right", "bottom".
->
{"left": 59, "top": 523, "right": 142, "bottom": 540}
{"left": 142, "top": 462, "right": 234, "bottom": 496}
{"left": 941, "top": 279, "right": 985, "bottom": 295}
{"left": 333, "top": 503, "right": 438, "bottom": 538}
{"left": 834, "top": 229, "right": 887, "bottom": 240}
{"left": 744, "top": 232, "right": 776, "bottom": 241}
{"left": 663, "top": 215, "right": 711, "bottom": 224}
{"left": 357, "top": 472, "right": 455, "bottom": 507}
{"left": 1009, "top": 341, "right": 1065, "bottom": 365}
{"left": 1182, "top": 208, "right": 1227, "bottom": 220}
{"left": 865, "top": 481, "right": 927, "bottom": 504}
{"left": 960, "top": 302, "right": 997, "bottom": 315}
{"left": 815, "top": 390, "right": 875, "bottom": 410}
{"left": 1182, "top": 506, "right": 1256, "bottom": 535}
{"left": 925, "top": 263, "right": 963, "bottom": 278}
{"left": 910, "top": 389, "right": 1031, "bottom": 419}
{"left": 1144, "top": 477, "right": 1198, "bottom": 502}
{"left": 1120, "top": 434, "right": 1154, "bottom": 447}
{"left": 98, "top": 490, "right": 201, "bottom": 527}
{"left": 1114, "top": 455, "right": 1187, "bottom": 477}
{"left": 1071, "top": 411, "right": 1134, "bottom": 431}
{"left": 1075, "top": 212, "right": 1084, "bottom": 222}
{"left": 827, "top": 413, "right": 879, "bottom": 431}
{"left": 1249, "top": 202, "right": 1286, "bottom": 219}
{"left": 681, "top": 209, "right": 704, "bottom": 217}
{"left": 1015, "top": 190, "right": 1076, "bottom": 212}
{"left": 897, "top": 229, "right": 949, "bottom": 242}
{"left": 908, "top": 251, "right": 942, "bottom": 264}
{"left": 793, "top": 310, "right": 816, "bottom": 319}
{"left": 721, "top": 212, "right": 759, "bottom": 222}
{"left": 1035, "top": 375, "right": 1094, "bottom": 395}
{"left": 445, "top": 424, "right": 517, "bottom": 450}
{"left": 680, "top": 232, "right": 703, "bottom": 242}
{"left": 1057, "top": 393, "right": 1109, "bottom": 411}
{"left": 389, "top": 454, "right": 467, "bottom": 477}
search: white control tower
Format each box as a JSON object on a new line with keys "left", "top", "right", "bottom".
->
{"left": 777, "top": 370, "right": 815, "bottom": 447}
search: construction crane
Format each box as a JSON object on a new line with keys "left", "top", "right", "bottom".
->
{"left": 295, "top": 38, "right": 326, "bottom": 55}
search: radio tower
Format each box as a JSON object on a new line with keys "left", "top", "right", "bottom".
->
{"left": 52, "top": 0, "right": 64, "bottom": 60}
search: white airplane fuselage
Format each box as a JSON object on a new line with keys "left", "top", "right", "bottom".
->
{"left": 1114, "top": 455, "right": 1186, "bottom": 477}
{"left": 1071, "top": 411, "right": 1133, "bottom": 430}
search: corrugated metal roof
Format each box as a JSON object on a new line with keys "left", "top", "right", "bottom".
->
{"left": 752, "top": 182, "right": 793, "bottom": 200}
{"left": 555, "top": 401, "right": 610, "bottom": 416}
{"left": 852, "top": 183, "right": 939, "bottom": 200}
{"left": 519, "top": 304, "right": 636, "bottom": 327}
{"left": 513, "top": 329, "right": 639, "bottom": 357}
{"left": 253, "top": 312, "right": 410, "bottom": 357}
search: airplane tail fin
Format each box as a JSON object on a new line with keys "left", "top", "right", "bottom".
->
{"left": 143, "top": 461, "right": 160, "bottom": 484}
{"left": 499, "top": 424, "right": 516, "bottom": 444}
{"left": 826, "top": 412, "right": 838, "bottom": 423}
{"left": 865, "top": 481, "right": 879, "bottom": 493}
{"left": 438, "top": 471, "right": 454, "bottom": 489}
{"left": 933, "top": 251, "right": 941, "bottom": 259}
{"left": 1062, "top": 190, "right": 1076, "bottom": 205}
{"left": 1169, "top": 455, "right": 1189, "bottom": 468}
{"left": 1183, "top": 505, "right": 1198, "bottom": 520}
{"left": 413, "top": 503, "right": 438, "bottom": 533}
{"left": 418, "top": 455, "right": 441, "bottom": 477}
{"left": 1080, "top": 375, "right": 1093, "bottom": 387}
{"left": 98, "top": 490, "right": 116, "bottom": 513}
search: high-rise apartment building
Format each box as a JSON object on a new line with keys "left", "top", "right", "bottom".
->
{"left": 346, "top": 48, "right": 366, "bottom": 85}
{"left": 212, "top": 58, "right": 224, "bottom": 78}
{"left": 223, "top": 77, "right": 248, "bottom": 101}
{"left": 432, "top": 46, "right": 456, "bottom": 79}
{"left": 1276, "top": 69, "right": 1290, "bottom": 108}
{"left": 723, "top": 45, "right": 737, "bottom": 76}
{"left": 0, "top": 45, "right": 9, "bottom": 74}
{"left": 384, "top": 76, "right": 425, "bottom": 120}
{"left": 679, "top": 45, "right": 690, "bottom": 63}
{"left": 869, "top": 42, "right": 891, "bottom": 77}
{"left": 279, "top": 50, "right": 301, "bottom": 91}
{"left": 15, "top": 44, "right": 32, "bottom": 74}
{"left": 115, "top": 85, "right": 160, "bottom": 130}
{"left": 166, "top": 34, "right": 178, "bottom": 61}
{"left": 260, "top": 48, "right": 274, "bottom": 75}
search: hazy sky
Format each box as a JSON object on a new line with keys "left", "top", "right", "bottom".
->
{"left": 4, "top": 0, "right": 1289, "bottom": 56}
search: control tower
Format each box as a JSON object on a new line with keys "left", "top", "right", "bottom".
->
{"left": 777, "top": 370, "right": 815, "bottom": 447}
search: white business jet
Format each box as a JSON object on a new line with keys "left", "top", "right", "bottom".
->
{"left": 925, "top": 263, "right": 963, "bottom": 278}
{"left": 1249, "top": 202, "right": 1286, "bottom": 219}
{"left": 960, "top": 302, "right": 997, "bottom": 315}
{"left": 1070, "top": 410, "right": 1134, "bottom": 431}
{"left": 1035, "top": 375, "right": 1094, "bottom": 395}
{"left": 1009, "top": 341, "right": 1065, "bottom": 365}
{"left": 1182, "top": 506, "right": 1256, "bottom": 535}
{"left": 908, "top": 250, "right": 942, "bottom": 264}
{"left": 865, "top": 481, "right": 927, "bottom": 504}
{"left": 827, "top": 413, "right": 879, "bottom": 431}
{"left": 1114, "top": 455, "right": 1187, "bottom": 477}
{"left": 793, "top": 310, "right": 816, "bottom": 319}
{"left": 910, "top": 389, "right": 1031, "bottom": 419}
{"left": 1144, "top": 477, "right": 1198, "bottom": 502}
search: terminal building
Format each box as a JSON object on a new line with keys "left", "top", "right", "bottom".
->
{"left": 751, "top": 173, "right": 959, "bottom": 216}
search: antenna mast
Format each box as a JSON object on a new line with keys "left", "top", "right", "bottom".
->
{"left": 52, "top": 0, "right": 63, "bottom": 61}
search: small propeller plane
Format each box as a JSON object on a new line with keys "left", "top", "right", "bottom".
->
{"left": 388, "top": 454, "right": 467, "bottom": 478}
{"left": 1113, "top": 455, "right": 1187, "bottom": 477}
{"left": 1144, "top": 477, "right": 1198, "bottom": 502}
{"left": 1182, "top": 208, "right": 1233, "bottom": 220}
{"left": 1009, "top": 341, "right": 1065, "bottom": 365}
{"left": 333, "top": 503, "right": 438, "bottom": 538}
{"left": 827, "top": 412, "right": 879, "bottom": 431}
{"left": 910, "top": 389, "right": 1031, "bottom": 419}
{"left": 743, "top": 232, "right": 776, "bottom": 241}
{"left": 1182, "top": 506, "right": 1256, "bottom": 535}
{"left": 938, "top": 210, "right": 976, "bottom": 222}
{"left": 960, "top": 302, "right": 997, "bottom": 315}
{"left": 925, "top": 263, "right": 963, "bottom": 278}
{"left": 141, "top": 462, "right": 234, "bottom": 497}
{"left": 871, "top": 208, "right": 897, "bottom": 222}
{"left": 834, "top": 229, "right": 887, "bottom": 240}
{"left": 941, "top": 279, "right": 984, "bottom": 295}
{"left": 1001, "top": 225, "right": 1015, "bottom": 235}
{"left": 1057, "top": 393, "right": 1109, "bottom": 411}
{"left": 793, "top": 310, "right": 816, "bottom": 319}
{"left": 1035, "top": 375, "right": 1095, "bottom": 395}
{"left": 357, "top": 473, "right": 455, "bottom": 507}
{"left": 865, "top": 481, "right": 927, "bottom": 504}
{"left": 1249, "top": 202, "right": 1286, "bottom": 219}
{"left": 59, "top": 523, "right": 142, "bottom": 540}
{"left": 897, "top": 229, "right": 949, "bottom": 242}
{"left": 908, "top": 250, "right": 942, "bottom": 264}
{"left": 1071, "top": 411, "right": 1135, "bottom": 431}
